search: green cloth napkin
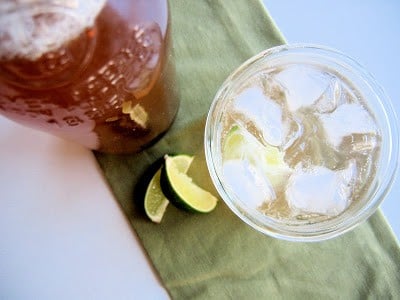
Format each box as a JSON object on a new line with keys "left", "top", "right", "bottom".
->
{"left": 95, "top": 0, "right": 400, "bottom": 298}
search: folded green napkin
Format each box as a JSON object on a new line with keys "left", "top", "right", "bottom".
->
{"left": 95, "top": 0, "right": 400, "bottom": 298}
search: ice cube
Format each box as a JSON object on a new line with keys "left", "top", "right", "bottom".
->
{"left": 341, "top": 133, "right": 379, "bottom": 153}
{"left": 259, "top": 72, "right": 286, "bottom": 101}
{"left": 233, "top": 87, "right": 285, "bottom": 147}
{"left": 285, "top": 162, "right": 356, "bottom": 216}
{"left": 223, "top": 159, "right": 276, "bottom": 207}
{"left": 274, "top": 65, "right": 332, "bottom": 112}
{"left": 318, "top": 103, "right": 378, "bottom": 148}
{"left": 313, "top": 79, "right": 346, "bottom": 114}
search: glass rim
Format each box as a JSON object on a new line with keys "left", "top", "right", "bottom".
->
{"left": 204, "top": 43, "right": 400, "bottom": 242}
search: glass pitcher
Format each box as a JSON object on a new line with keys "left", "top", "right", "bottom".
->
{"left": 0, "top": 0, "right": 178, "bottom": 153}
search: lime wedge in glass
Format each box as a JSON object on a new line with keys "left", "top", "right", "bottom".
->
{"left": 223, "top": 125, "right": 291, "bottom": 187}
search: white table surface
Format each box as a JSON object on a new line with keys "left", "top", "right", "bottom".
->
{"left": 1, "top": 1, "right": 399, "bottom": 299}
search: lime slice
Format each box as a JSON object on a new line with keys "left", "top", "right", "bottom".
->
{"left": 223, "top": 125, "right": 246, "bottom": 160}
{"left": 144, "top": 169, "right": 169, "bottom": 223}
{"left": 161, "top": 154, "right": 218, "bottom": 213}
{"left": 223, "top": 125, "right": 266, "bottom": 163}
{"left": 223, "top": 125, "right": 291, "bottom": 187}
{"left": 144, "top": 155, "right": 194, "bottom": 223}
{"left": 167, "top": 154, "right": 194, "bottom": 174}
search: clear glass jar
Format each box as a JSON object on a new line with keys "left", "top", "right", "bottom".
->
{"left": 205, "top": 44, "right": 399, "bottom": 241}
{"left": 0, "top": 0, "right": 178, "bottom": 153}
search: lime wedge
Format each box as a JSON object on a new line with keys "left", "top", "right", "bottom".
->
{"left": 223, "top": 125, "right": 265, "bottom": 163}
{"left": 144, "top": 154, "right": 194, "bottom": 222}
{"left": 161, "top": 154, "right": 218, "bottom": 213}
{"left": 167, "top": 154, "right": 194, "bottom": 174}
{"left": 223, "top": 125, "right": 246, "bottom": 160}
{"left": 144, "top": 169, "right": 169, "bottom": 223}
{"left": 223, "top": 125, "right": 291, "bottom": 188}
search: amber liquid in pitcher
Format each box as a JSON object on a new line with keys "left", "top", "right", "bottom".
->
{"left": 0, "top": 0, "right": 178, "bottom": 153}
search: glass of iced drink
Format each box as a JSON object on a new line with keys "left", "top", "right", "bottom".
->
{"left": 205, "top": 44, "right": 399, "bottom": 241}
{"left": 0, "top": 0, "right": 178, "bottom": 153}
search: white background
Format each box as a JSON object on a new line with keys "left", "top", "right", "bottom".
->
{"left": 0, "top": 1, "right": 399, "bottom": 299}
